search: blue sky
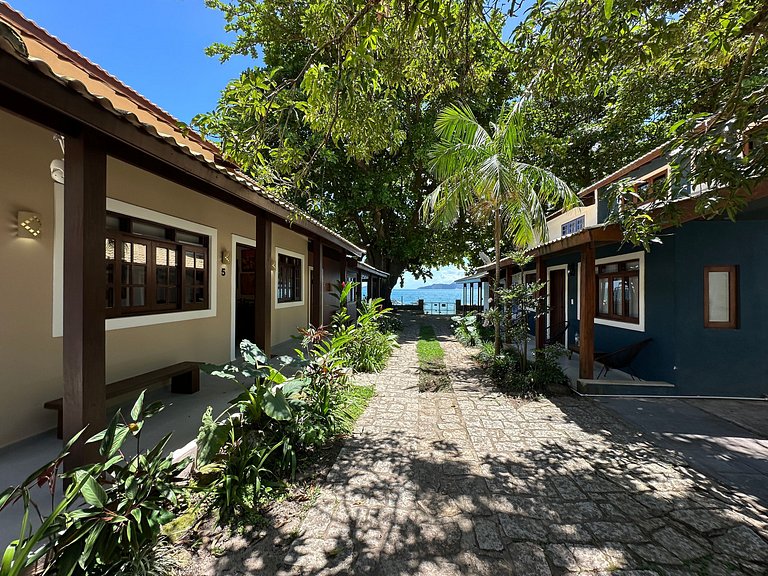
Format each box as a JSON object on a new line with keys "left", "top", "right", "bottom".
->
{"left": 10, "top": 0, "right": 253, "bottom": 124}
{"left": 9, "top": 0, "right": 503, "bottom": 289}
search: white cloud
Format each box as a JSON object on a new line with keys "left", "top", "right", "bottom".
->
{"left": 399, "top": 264, "right": 466, "bottom": 289}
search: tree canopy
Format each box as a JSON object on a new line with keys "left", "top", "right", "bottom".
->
{"left": 196, "top": 0, "right": 768, "bottom": 286}
{"left": 195, "top": 0, "right": 518, "bottom": 294}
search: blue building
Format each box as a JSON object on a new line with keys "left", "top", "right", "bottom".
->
{"left": 482, "top": 144, "right": 768, "bottom": 397}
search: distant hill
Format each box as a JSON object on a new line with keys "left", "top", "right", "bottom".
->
{"left": 417, "top": 282, "right": 463, "bottom": 290}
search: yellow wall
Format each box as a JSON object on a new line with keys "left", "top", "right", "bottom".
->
{"left": 105, "top": 158, "right": 255, "bottom": 381}
{"left": 271, "top": 223, "right": 310, "bottom": 346}
{"left": 0, "top": 111, "right": 332, "bottom": 447}
{"left": 0, "top": 111, "right": 257, "bottom": 447}
{"left": 0, "top": 110, "right": 62, "bottom": 447}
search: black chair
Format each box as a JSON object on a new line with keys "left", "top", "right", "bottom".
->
{"left": 594, "top": 338, "right": 652, "bottom": 380}
{"left": 545, "top": 321, "right": 569, "bottom": 347}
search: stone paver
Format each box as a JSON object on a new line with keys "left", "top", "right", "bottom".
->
{"left": 278, "top": 314, "right": 768, "bottom": 575}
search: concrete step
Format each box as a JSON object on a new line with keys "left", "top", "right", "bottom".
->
{"left": 574, "top": 378, "right": 675, "bottom": 396}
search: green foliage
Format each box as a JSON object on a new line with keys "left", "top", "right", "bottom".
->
{"left": 452, "top": 313, "right": 492, "bottom": 347}
{"left": 494, "top": 250, "right": 547, "bottom": 374}
{"left": 513, "top": 0, "right": 768, "bottom": 244}
{"left": 0, "top": 393, "right": 187, "bottom": 576}
{"left": 531, "top": 344, "right": 569, "bottom": 389}
{"left": 423, "top": 103, "right": 579, "bottom": 355}
{"left": 328, "top": 282, "right": 399, "bottom": 373}
{"left": 199, "top": 313, "right": 385, "bottom": 517}
{"left": 195, "top": 0, "right": 515, "bottom": 295}
{"left": 196, "top": 341, "right": 309, "bottom": 515}
{"left": 476, "top": 343, "right": 567, "bottom": 399}
{"left": 416, "top": 325, "right": 444, "bottom": 364}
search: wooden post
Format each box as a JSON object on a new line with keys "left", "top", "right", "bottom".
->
{"left": 535, "top": 257, "right": 546, "bottom": 350}
{"left": 63, "top": 130, "right": 106, "bottom": 467}
{"left": 356, "top": 269, "right": 362, "bottom": 302}
{"left": 311, "top": 241, "right": 323, "bottom": 327}
{"left": 254, "top": 213, "right": 272, "bottom": 357}
{"left": 463, "top": 283, "right": 467, "bottom": 310}
{"left": 579, "top": 243, "right": 596, "bottom": 379}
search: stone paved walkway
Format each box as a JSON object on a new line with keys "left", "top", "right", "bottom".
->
{"left": 278, "top": 314, "right": 768, "bottom": 575}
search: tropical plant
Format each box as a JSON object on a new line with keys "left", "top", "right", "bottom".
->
{"left": 513, "top": 0, "right": 768, "bottom": 246}
{"left": 327, "top": 282, "right": 399, "bottom": 373}
{"left": 196, "top": 341, "right": 304, "bottom": 514}
{"left": 0, "top": 393, "right": 187, "bottom": 576}
{"left": 494, "top": 250, "right": 547, "bottom": 374}
{"left": 452, "top": 313, "right": 492, "bottom": 347}
{"left": 195, "top": 0, "right": 514, "bottom": 302}
{"left": 423, "top": 103, "right": 579, "bottom": 356}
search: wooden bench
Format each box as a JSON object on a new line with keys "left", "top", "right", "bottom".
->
{"left": 44, "top": 362, "right": 201, "bottom": 439}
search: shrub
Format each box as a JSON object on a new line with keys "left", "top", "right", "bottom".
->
{"left": 330, "top": 282, "right": 399, "bottom": 373}
{"left": 0, "top": 393, "right": 187, "bottom": 576}
{"left": 196, "top": 341, "right": 307, "bottom": 514}
{"left": 453, "top": 313, "right": 492, "bottom": 347}
{"left": 476, "top": 344, "right": 567, "bottom": 399}
{"left": 531, "top": 344, "right": 569, "bottom": 389}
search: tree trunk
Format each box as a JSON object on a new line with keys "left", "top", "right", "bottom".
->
{"left": 494, "top": 209, "right": 502, "bottom": 356}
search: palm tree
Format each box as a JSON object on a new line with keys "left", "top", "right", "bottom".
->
{"left": 423, "top": 103, "right": 580, "bottom": 355}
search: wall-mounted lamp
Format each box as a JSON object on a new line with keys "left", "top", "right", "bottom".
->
{"left": 221, "top": 248, "right": 231, "bottom": 265}
{"left": 18, "top": 211, "right": 42, "bottom": 238}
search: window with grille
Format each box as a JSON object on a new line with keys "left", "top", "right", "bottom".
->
{"left": 596, "top": 259, "right": 640, "bottom": 324}
{"left": 277, "top": 252, "right": 302, "bottom": 304}
{"left": 105, "top": 213, "right": 209, "bottom": 317}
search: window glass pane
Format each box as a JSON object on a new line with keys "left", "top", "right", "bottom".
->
{"left": 132, "top": 265, "right": 146, "bottom": 284}
{"left": 602, "top": 263, "right": 619, "bottom": 274}
{"left": 169, "top": 268, "right": 178, "bottom": 284}
{"left": 708, "top": 271, "right": 730, "bottom": 322}
{"left": 132, "top": 287, "right": 145, "bottom": 306}
{"left": 195, "top": 287, "right": 204, "bottom": 302}
{"left": 157, "top": 287, "right": 167, "bottom": 304}
{"left": 177, "top": 230, "right": 204, "bottom": 245}
{"left": 185, "top": 286, "right": 194, "bottom": 304}
{"left": 157, "top": 267, "right": 167, "bottom": 285}
{"left": 106, "top": 238, "right": 115, "bottom": 260}
{"left": 626, "top": 276, "right": 639, "bottom": 318}
{"left": 106, "top": 214, "right": 121, "bottom": 230}
{"left": 123, "top": 242, "right": 131, "bottom": 262}
{"left": 132, "top": 220, "right": 167, "bottom": 239}
{"left": 625, "top": 260, "right": 640, "bottom": 271}
{"left": 169, "top": 250, "right": 177, "bottom": 267}
{"left": 133, "top": 244, "right": 147, "bottom": 264}
{"left": 598, "top": 278, "right": 609, "bottom": 314}
{"left": 106, "top": 261, "right": 114, "bottom": 284}
{"left": 196, "top": 269, "right": 205, "bottom": 284}
{"left": 121, "top": 287, "right": 129, "bottom": 307}
{"left": 195, "top": 254, "right": 205, "bottom": 270}
{"left": 106, "top": 287, "right": 114, "bottom": 308}
{"left": 168, "top": 289, "right": 177, "bottom": 304}
{"left": 156, "top": 247, "right": 167, "bottom": 266}
{"left": 612, "top": 278, "right": 622, "bottom": 316}
{"left": 185, "top": 252, "right": 195, "bottom": 268}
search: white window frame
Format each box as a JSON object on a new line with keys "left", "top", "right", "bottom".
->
{"left": 274, "top": 247, "right": 306, "bottom": 309}
{"left": 52, "top": 173, "right": 218, "bottom": 334}
{"left": 577, "top": 250, "right": 645, "bottom": 332}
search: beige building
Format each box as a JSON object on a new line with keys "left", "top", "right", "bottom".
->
{"left": 0, "top": 4, "right": 368, "bottom": 456}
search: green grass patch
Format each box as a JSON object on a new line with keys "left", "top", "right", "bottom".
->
{"left": 339, "top": 384, "right": 376, "bottom": 432}
{"left": 416, "top": 325, "right": 452, "bottom": 393}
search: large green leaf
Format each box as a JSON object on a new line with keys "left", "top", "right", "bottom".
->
{"left": 130, "top": 390, "right": 146, "bottom": 421}
{"left": 263, "top": 388, "right": 291, "bottom": 421}
{"left": 80, "top": 475, "right": 107, "bottom": 508}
